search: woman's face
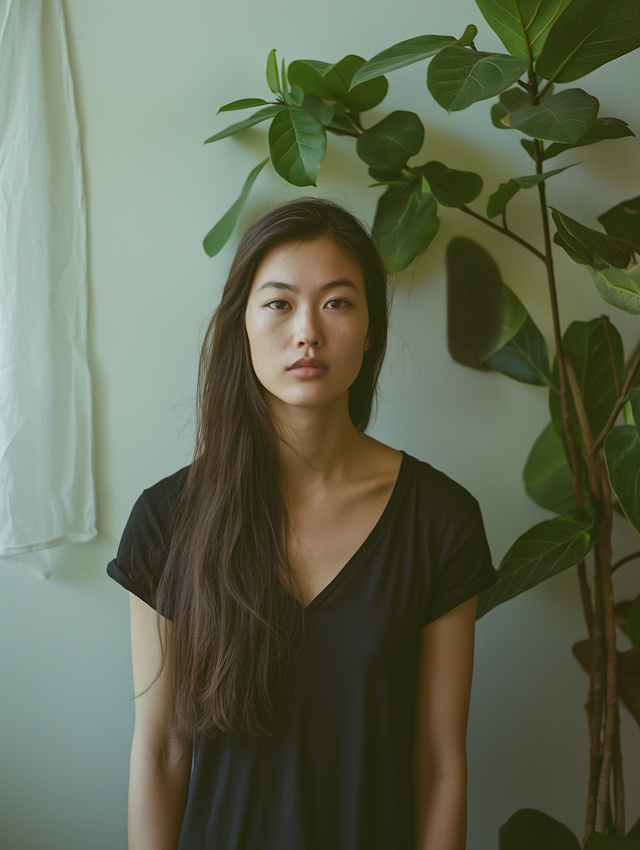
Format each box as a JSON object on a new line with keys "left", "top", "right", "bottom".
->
{"left": 244, "top": 236, "right": 370, "bottom": 416}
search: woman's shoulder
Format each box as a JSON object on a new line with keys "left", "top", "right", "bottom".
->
{"left": 137, "top": 465, "right": 191, "bottom": 521}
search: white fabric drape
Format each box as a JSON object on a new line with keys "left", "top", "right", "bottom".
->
{"left": 0, "top": 0, "right": 96, "bottom": 556}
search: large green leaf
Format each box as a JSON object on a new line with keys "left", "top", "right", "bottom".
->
{"left": 415, "top": 161, "right": 483, "bottom": 207}
{"left": 486, "top": 179, "right": 521, "bottom": 218}
{"left": 587, "top": 265, "right": 640, "bottom": 315}
{"left": 372, "top": 182, "right": 440, "bottom": 273}
{"left": 349, "top": 34, "right": 459, "bottom": 85}
{"left": 476, "top": 0, "right": 572, "bottom": 61}
{"left": 287, "top": 56, "right": 388, "bottom": 114}
{"left": 203, "top": 159, "right": 268, "bottom": 257}
{"left": 598, "top": 195, "right": 640, "bottom": 246}
{"left": 204, "top": 105, "right": 285, "bottom": 143}
{"left": 524, "top": 422, "right": 576, "bottom": 513}
{"left": 268, "top": 107, "right": 327, "bottom": 186}
{"left": 552, "top": 208, "right": 638, "bottom": 269}
{"left": 446, "top": 238, "right": 507, "bottom": 369}
{"left": 542, "top": 117, "right": 634, "bottom": 159}
{"left": 549, "top": 318, "right": 625, "bottom": 451}
{"left": 583, "top": 831, "right": 640, "bottom": 849}
{"left": 498, "top": 809, "right": 581, "bottom": 850}
{"left": 476, "top": 510, "right": 595, "bottom": 618}
{"left": 604, "top": 385, "right": 640, "bottom": 536}
{"left": 487, "top": 312, "right": 552, "bottom": 385}
{"left": 536, "top": 0, "right": 640, "bottom": 84}
{"left": 356, "top": 111, "right": 424, "bottom": 170}
{"left": 427, "top": 45, "right": 528, "bottom": 112}
{"left": 508, "top": 88, "right": 599, "bottom": 144}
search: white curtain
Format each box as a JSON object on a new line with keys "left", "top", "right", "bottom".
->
{"left": 0, "top": 0, "right": 96, "bottom": 556}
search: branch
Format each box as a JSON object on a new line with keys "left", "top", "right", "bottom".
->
{"left": 458, "top": 205, "right": 546, "bottom": 261}
{"left": 602, "top": 315, "right": 621, "bottom": 397}
{"left": 611, "top": 550, "right": 640, "bottom": 573}
{"left": 590, "top": 347, "right": 640, "bottom": 456}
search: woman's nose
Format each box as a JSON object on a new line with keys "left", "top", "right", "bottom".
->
{"left": 295, "top": 308, "right": 323, "bottom": 347}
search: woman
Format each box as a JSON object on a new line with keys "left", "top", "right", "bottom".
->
{"left": 107, "top": 197, "right": 497, "bottom": 850}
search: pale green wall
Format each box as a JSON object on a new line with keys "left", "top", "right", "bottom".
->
{"left": 1, "top": 1, "right": 639, "bottom": 848}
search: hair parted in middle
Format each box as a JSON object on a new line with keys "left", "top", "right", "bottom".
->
{"left": 154, "top": 197, "right": 392, "bottom": 740}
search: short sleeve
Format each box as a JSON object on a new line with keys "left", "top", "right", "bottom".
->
{"left": 107, "top": 467, "right": 188, "bottom": 618}
{"left": 422, "top": 497, "right": 497, "bottom": 626}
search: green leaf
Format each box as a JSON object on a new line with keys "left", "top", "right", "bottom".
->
{"left": 368, "top": 167, "right": 408, "bottom": 183}
{"left": 512, "top": 162, "right": 578, "bottom": 187}
{"left": 543, "top": 117, "right": 635, "bottom": 159}
{"left": 599, "top": 195, "right": 640, "bottom": 246}
{"left": 520, "top": 138, "right": 537, "bottom": 158}
{"left": 414, "top": 161, "right": 483, "bottom": 207}
{"left": 348, "top": 34, "right": 459, "bottom": 86}
{"left": 583, "top": 831, "right": 640, "bottom": 849}
{"left": 446, "top": 238, "right": 507, "bottom": 369}
{"left": 204, "top": 105, "right": 285, "bottom": 143}
{"left": 301, "top": 95, "right": 334, "bottom": 125}
{"left": 203, "top": 159, "right": 268, "bottom": 257}
{"left": 487, "top": 312, "right": 552, "bottom": 385}
{"left": 280, "top": 58, "right": 290, "bottom": 103}
{"left": 288, "top": 56, "right": 388, "bottom": 114}
{"left": 587, "top": 264, "right": 640, "bottom": 315}
{"left": 266, "top": 48, "right": 280, "bottom": 93}
{"left": 268, "top": 107, "right": 327, "bottom": 187}
{"left": 549, "top": 318, "right": 625, "bottom": 452}
{"left": 476, "top": 510, "right": 595, "bottom": 618}
{"left": 629, "top": 592, "right": 640, "bottom": 646}
{"left": 498, "top": 808, "right": 581, "bottom": 850}
{"left": 508, "top": 88, "right": 599, "bottom": 144}
{"left": 536, "top": 0, "right": 640, "bottom": 84}
{"left": 553, "top": 230, "right": 589, "bottom": 265}
{"left": 372, "top": 182, "right": 440, "bottom": 273}
{"left": 551, "top": 208, "right": 638, "bottom": 269}
{"left": 356, "top": 111, "right": 424, "bottom": 170}
{"left": 427, "top": 45, "right": 528, "bottom": 112}
{"left": 476, "top": 0, "right": 572, "bottom": 61}
{"left": 605, "top": 385, "right": 640, "bottom": 536}
{"left": 288, "top": 85, "right": 304, "bottom": 107}
{"left": 488, "top": 284, "right": 528, "bottom": 355}
{"left": 217, "top": 98, "right": 269, "bottom": 113}
{"left": 524, "top": 422, "right": 576, "bottom": 513}
{"left": 487, "top": 179, "right": 521, "bottom": 218}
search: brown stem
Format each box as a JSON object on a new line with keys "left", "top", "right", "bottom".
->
{"left": 601, "top": 316, "right": 621, "bottom": 398}
{"left": 595, "top": 453, "right": 620, "bottom": 833}
{"left": 578, "top": 560, "right": 594, "bottom": 641}
{"left": 586, "top": 534, "right": 605, "bottom": 838}
{"left": 612, "top": 550, "right": 640, "bottom": 573}
{"left": 613, "top": 689, "right": 625, "bottom": 835}
{"left": 458, "top": 204, "right": 546, "bottom": 261}
{"left": 591, "top": 348, "right": 640, "bottom": 456}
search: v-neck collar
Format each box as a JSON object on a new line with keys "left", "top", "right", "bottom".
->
{"left": 296, "top": 450, "right": 411, "bottom": 617}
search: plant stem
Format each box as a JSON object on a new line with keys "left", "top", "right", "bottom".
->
{"left": 613, "top": 692, "right": 625, "bottom": 835}
{"left": 458, "top": 204, "right": 546, "bottom": 261}
{"left": 590, "top": 348, "right": 640, "bottom": 455}
{"left": 595, "top": 453, "right": 621, "bottom": 833}
{"left": 586, "top": 525, "right": 605, "bottom": 839}
{"left": 612, "top": 550, "right": 640, "bottom": 573}
{"left": 601, "top": 316, "right": 621, "bottom": 398}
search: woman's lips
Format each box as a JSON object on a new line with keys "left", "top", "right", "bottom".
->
{"left": 287, "top": 366, "right": 328, "bottom": 378}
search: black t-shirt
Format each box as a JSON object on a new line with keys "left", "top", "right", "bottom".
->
{"left": 107, "top": 449, "right": 497, "bottom": 850}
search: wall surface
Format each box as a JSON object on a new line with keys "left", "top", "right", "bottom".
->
{"left": 1, "top": 1, "right": 639, "bottom": 848}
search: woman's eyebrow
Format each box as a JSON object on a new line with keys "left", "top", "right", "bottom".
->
{"left": 256, "top": 278, "right": 361, "bottom": 294}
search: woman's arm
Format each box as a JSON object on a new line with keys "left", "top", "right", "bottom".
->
{"left": 413, "top": 595, "right": 478, "bottom": 850}
{"left": 127, "top": 592, "right": 192, "bottom": 850}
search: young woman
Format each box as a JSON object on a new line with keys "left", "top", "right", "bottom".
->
{"left": 107, "top": 197, "right": 497, "bottom": 850}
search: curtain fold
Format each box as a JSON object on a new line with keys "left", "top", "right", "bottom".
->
{"left": 0, "top": 0, "right": 96, "bottom": 556}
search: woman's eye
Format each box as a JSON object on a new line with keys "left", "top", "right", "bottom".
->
{"left": 267, "top": 300, "right": 289, "bottom": 310}
{"left": 326, "top": 299, "right": 349, "bottom": 309}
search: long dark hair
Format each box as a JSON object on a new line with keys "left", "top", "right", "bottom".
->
{"left": 155, "top": 197, "right": 391, "bottom": 740}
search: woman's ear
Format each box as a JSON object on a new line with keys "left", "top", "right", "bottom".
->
{"left": 364, "top": 334, "right": 371, "bottom": 351}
